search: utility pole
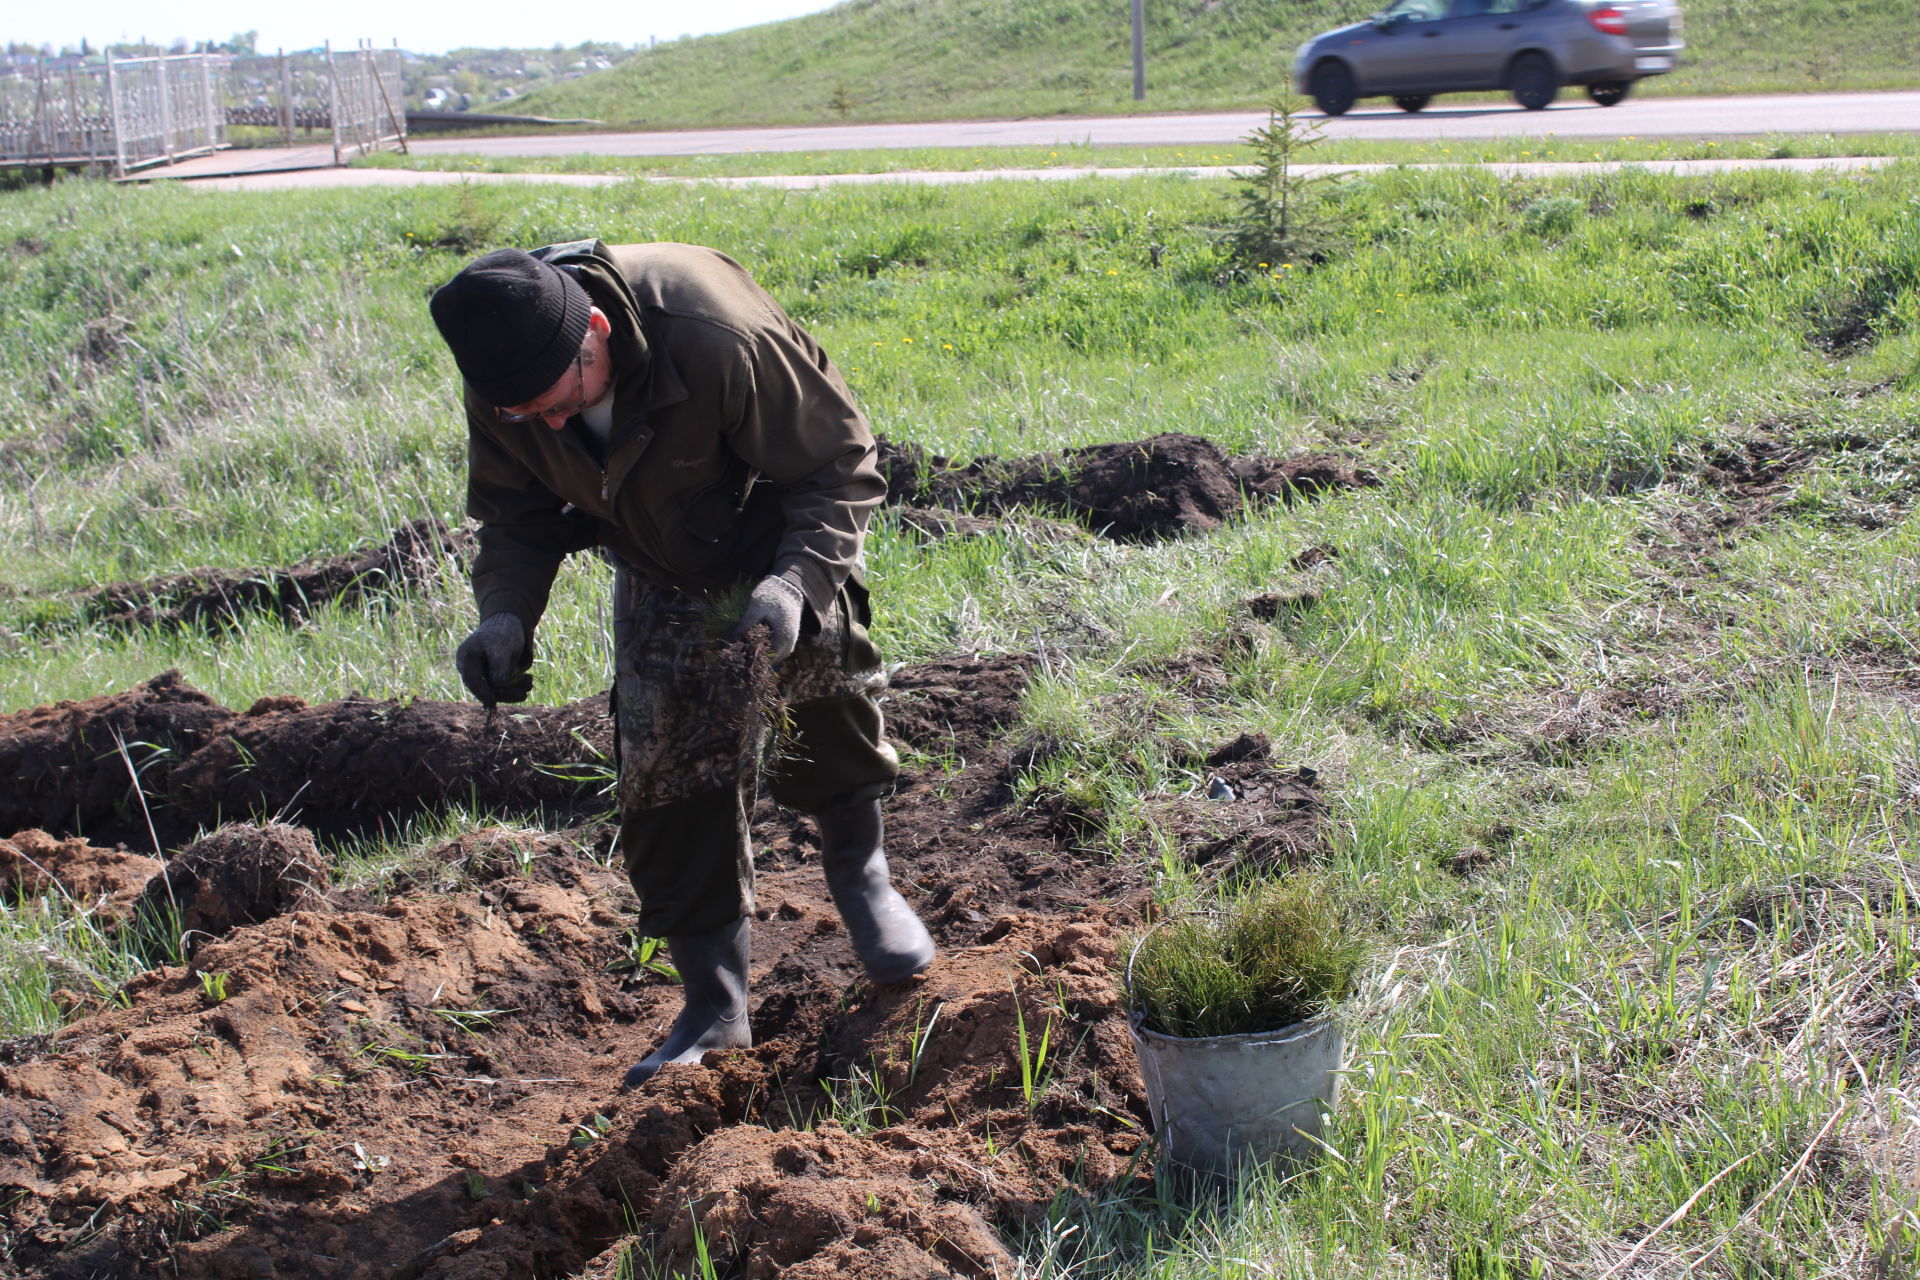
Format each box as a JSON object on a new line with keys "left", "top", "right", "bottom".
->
{"left": 1131, "top": 0, "right": 1146, "bottom": 100}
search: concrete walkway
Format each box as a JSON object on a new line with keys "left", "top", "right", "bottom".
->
{"left": 161, "top": 153, "right": 1896, "bottom": 192}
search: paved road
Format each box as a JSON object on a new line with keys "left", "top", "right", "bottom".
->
{"left": 407, "top": 91, "right": 1917, "bottom": 158}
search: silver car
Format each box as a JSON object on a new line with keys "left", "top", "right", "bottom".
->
{"left": 1292, "top": 0, "right": 1683, "bottom": 114}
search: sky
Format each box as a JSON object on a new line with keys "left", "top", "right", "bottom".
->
{"left": 5, "top": 0, "right": 841, "bottom": 55}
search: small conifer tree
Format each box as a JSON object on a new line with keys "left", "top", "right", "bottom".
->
{"left": 1223, "top": 89, "right": 1345, "bottom": 271}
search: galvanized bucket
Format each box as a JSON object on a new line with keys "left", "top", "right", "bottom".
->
{"left": 1128, "top": 1011, "right": 1344, "bottom": 1175}
{"left": 1126, "top": 919, "right": 1345, "bottom": 1175}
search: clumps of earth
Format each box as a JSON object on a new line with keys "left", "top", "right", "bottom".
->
{"left": 73, "top": 517, "right": 472, "bottom": 634}
{"left": 879, "top": 432, "right": 1375, "bottom": 542}
{"left": 0, "top": 653, "right": 1329, "bottom": 1279}
{"left": 0, "top": 669, "right": 613, "bottom": 850}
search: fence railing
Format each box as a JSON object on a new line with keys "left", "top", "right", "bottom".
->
{"left": 107, "top": 54, "right": 226, "bottom": 173}
{"left": 0, "top": 43, "right": 406, "bottom": 176}
{"left": 323, "top": 42, "right": 408, "bottom": 163}
{"left": 0, "top": 53, "right": 226, "bottom": 173}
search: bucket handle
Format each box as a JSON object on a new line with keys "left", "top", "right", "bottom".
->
{"left": 1123, "top": 910, "right": 1222, "bottom": 1018}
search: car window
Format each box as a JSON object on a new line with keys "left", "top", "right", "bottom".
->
{"left": 1451, "top": 0, "right": 1526, "bottom": 14}
{"left": 1380, "top": 0, "right": 1449, "bottom": 21}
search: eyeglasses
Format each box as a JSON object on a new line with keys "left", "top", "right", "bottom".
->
{"left": 497, "top": 350, "right": 588, "bottom": 425}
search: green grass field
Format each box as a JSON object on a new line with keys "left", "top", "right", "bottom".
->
{"left": 505, "top": 0, "right": 1920, "bottom": 128}
{"left": 3, "top": 158, "right": 1920, "bottom": 1274}
{"left": 358, "top": 131, "right": 1920, "bottom": 180}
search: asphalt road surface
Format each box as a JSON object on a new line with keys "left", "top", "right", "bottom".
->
{"left": 410, "top": 91, "right": 1916, "bottom": 158}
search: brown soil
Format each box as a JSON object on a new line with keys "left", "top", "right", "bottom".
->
{"left": 135, "top": 823, "right": 332, "bottom": 949}
{"left": 1170, "top": 735, "right": 1323, "bottom": 876}
{"left": 0, "top": 650, "right": 1323, "bottom": 1279}
{"left": 1246, "top": 590, "right": 1321, "bottom": 620}
{"left": 878, "top": 433, "right": 1377, "bottom": 541}
{"left": 0, "top": 830, "right": 162, "bottom": 924}
{"left": 0, "top": 650, "right": 1328, "bottom": 1278}
{"left": 76, "top": 518, "right": 472, "bottom": 633}
{"left": 0, "top": 671, "right": 615, "bottom": 851}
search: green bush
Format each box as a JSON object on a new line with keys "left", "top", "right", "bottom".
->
{"left": 1520, "top": 195, "right": 1586, "bottom": 238}
{"left": 1124, "top": 877, "right": 1365, "bottom": 1039}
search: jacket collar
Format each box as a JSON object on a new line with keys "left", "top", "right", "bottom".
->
{"left": 531, "top": 239, "right": 686, "bottom": 428}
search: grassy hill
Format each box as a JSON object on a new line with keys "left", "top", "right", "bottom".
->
{"left": 511, "top": 0, "right": 1919, "bottom": 128}
{"left": 3, "top": 158, "right": 1919, "bottom": 1277}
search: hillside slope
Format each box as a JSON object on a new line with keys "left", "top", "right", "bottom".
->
{"left": 512, "top": 0, "right": 1918, "bottom": 129}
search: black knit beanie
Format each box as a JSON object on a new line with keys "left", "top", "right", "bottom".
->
{"left": 429, "top": 248, "right": 593, "bottom": 408}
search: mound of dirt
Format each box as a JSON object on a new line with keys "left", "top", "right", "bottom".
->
{"left": 0, "top": 830, "right": 162, "bottom": 922}
{"left": 1246, "top": 589, "right": 1321, "bottom": 619}
{"left": 650, "top": 1127, "right": 1014, "bottom": 1279}
{"left": 0, "top": 852, "right": 651, "bottom": 1280}
{"left": 879, "top": 654, "right": 1036, "bottom": 754}
{"left": 0, "top": 670, "right": 235, "bottom": 845}
{"left": 77, "top": 517, "right": 473, "bottom": 633}
{"left": 0, "top": 652, "right": 1330, "bottom": 1278}
{"left": 408, "top": 910, "right": 1145, "bottom": 1280}
{"left": 877, "top": 433, "right": 1376, "bottom": 541}
{"left": 0, "top": 651, "right": 1013, "bottom": 855}
{"left": 0, "top": 671, "right": 614, "bottom": 850}
{"left": 135, "top": 822, "right": 330, "bottom": 947}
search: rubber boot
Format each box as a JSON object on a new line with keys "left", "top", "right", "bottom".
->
{"left": 621, "top": 918, "right": 752, "bottom": 1090}
{"left": 816, "top": 797, "right": 935, "bottom": 983}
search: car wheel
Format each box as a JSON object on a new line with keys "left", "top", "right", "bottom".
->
{"left": 1509, "top": 52, "right": 1560, "bottom": 110}
{"left": 1392, "top": 94, "right": 1432, "bottom": 113}
{"left": 1311, "top": 61, "right": 1356, "bottom": 117}
{"left": 1586, "top": 80, "right": 1631, "bottom": 106}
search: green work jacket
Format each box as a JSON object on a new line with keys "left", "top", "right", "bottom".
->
{"left": 461, "top": 240, "right": 884, "bottom": 636}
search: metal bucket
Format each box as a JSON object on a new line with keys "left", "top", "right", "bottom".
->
{"left": 1129, "top": 1011, "right": 1344, "bottom": 1176}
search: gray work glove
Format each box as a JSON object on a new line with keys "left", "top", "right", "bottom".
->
{"left": 727, "top": 574, "right": 807, "bottom": 663}
{"left": 455, "top": 612, "right": 532, "bottom": 706}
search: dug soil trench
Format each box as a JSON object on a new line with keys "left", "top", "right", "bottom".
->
{"left": 878, "top": 432, "right": 1377, "bottom": 541}
{"left": 0, "top": 671, "right": 615, "bottom": 851}
{"left": 0, "top": 655, "right": 1327, "bottom": 1279}
{"left": 73, "top": 518, "right": 473, "bottom": 634}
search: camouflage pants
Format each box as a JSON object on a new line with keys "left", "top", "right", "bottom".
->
{"left": 612, "top": 564, "right": 899, "bottom": 937}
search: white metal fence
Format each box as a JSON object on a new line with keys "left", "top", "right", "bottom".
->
{"left": 106, "top": 54, "right": 225, "bottom": 173}
{"left": 0, "top": 53, "right": 226, "bottom": 174}
{"left": 321, "top": 42, "right": 407, "bottom": 163}
{"left": 0, "top": 60, "right": 115, "bottom": 170}
{"left": 0, "top": 43, "right": 405, "bottom": 177}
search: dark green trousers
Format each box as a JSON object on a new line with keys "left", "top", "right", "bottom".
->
{"left": 612, "top": 566, "right": 899, "bottom": 937}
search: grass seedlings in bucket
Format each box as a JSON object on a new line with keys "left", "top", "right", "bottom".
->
{"left": 1123, "top": 876, "right": 1366, "bottom": 1175}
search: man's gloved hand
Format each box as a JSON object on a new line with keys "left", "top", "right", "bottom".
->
{"left": 727, "top": 574, "right": 807, "bottom": 663}
{"left": 456, "top": 612, "right": 533, "bottom": 706}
